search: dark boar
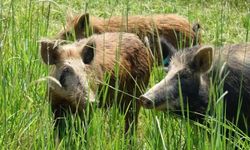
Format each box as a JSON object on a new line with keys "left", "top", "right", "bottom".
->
{"left": 40, "top": 32, "right": 153, "bottom": 136}
{"left": 140, "top": 43, "right": 250, "bottom": 135}
{"left": 56, "top": 13, "right": 201, "bottom": 66}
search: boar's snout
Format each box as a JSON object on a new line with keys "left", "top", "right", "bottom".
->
{"left": 139, "top": 95, "right": 155, "bottom": 109}
{"left": 139, "top": 77, "right": 177, "bottom": 110}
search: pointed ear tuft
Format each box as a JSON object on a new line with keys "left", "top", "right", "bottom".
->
{"left": 191, "top": 46, "right": 213, "bottom": 73}
{"left": 40, "top": 39, "right": 61, "bottom": 65}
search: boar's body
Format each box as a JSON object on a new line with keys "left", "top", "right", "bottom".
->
{"left": 57, "top": 13, "right": 201, "bottom": 65}
{"left": 140, "top": 43, "right": 250, "bottom": 135}
{"left": 41, "top": 32, "right": 153, "bottom": 135}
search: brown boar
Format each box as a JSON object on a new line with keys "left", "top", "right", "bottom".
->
{"left": 140, "top": 43, "right": 250, "bottom": 135}
{"left": 40, "top": 32, "right": 153, "bottom": 136}
{"left": 56, "top": 13, "right": 201, "bottom": 66}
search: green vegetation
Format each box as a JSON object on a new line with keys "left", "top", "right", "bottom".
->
{"left": 0, "top": 0, "right": 249, "bottom": 149}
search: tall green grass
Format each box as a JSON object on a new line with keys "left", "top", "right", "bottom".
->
{"left": 0, "top": 0, "right": 249, "bottom": 149}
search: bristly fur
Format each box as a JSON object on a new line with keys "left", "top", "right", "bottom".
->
{"left": 170, "top": 45, "right": 201, "bottom": 65}
{"left": 165, "top": 43, "right": 250, "bottom": 134}
{"left": 56, "top": 13, "right": 202, "bottom": 65}
{"left": 140, "top": 42, "right": 250, "bottom": 137}
{"left": 40, "top": 32, "right": 153, "bottom": 139}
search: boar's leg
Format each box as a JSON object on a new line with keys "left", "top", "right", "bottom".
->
{"left": 51, "top": 101, "right": 72, "bottom": 143}
{"left": 117, "top": 82, "right": 143, "bottom": 141}
{"left": 119, "top": 95, "right": 141, "bottom": 141}
{"left": 124, "top": 99, "right": 140, "bottom": 133}
{"left": 51, "top": 96, "right": 92, "bottom": 144}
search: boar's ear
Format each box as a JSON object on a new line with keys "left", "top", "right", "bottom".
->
{"left": 82, "top": 40, "right": 95, "bottom": 64}
{"left": 191, "top": 46, "right": 213, "bottom": 73}
{"left": 40, "top": 39, "right": 61, "bottom": 65}
{"left": 192, "top": 23, "right": 202, "bottom": 45}
{"left": 75, "top": 13, "right": 90, "bottom": 39}
{"left": 160, "top": 38, "right": 177, "bottom": 67}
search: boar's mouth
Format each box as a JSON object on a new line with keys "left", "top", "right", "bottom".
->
{"left": 72, "top": 87, "right": 96, "bottom": 102}
{"left": 139, "top": 95, "right": 167, "bottom": 109}
{"left": 140, "top": 94, "right": 208, "bottom": 120}
{"left": 60, "top": 89, "right": 96, "bottom": 111}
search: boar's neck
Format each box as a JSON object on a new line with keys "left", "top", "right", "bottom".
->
{"left": 90, "top": 17, "right": 105, "bottom": 33}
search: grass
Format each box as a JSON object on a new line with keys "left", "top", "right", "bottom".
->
{"left": 0, "top": 0, "right": 250, "bottom": 149}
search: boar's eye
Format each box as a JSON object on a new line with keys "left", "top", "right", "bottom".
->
{"left": 59, "top": 67, "right": 72, "bottom": 87}
{"left": 83, "top": 43, "right": 94, "bottom": 64}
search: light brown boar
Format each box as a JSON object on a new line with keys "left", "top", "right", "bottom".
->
{"left": 40, "top": 32, "right": 153, "bottom": 137}
{"left": 56, "top": 13, "right": 201, "bottom": 65}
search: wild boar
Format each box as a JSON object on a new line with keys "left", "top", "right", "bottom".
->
{"left": 140, "top": 43, "right": 250, "bottom": 135}
{"left": 56, "top": 13, "right": 201, "bottom": 66}
{"left": 40, "top": 32, "right": 153, "bottom": 137}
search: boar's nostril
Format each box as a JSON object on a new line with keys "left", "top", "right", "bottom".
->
{"left": 139, "top": 95, "right": 154, "bottom": 109}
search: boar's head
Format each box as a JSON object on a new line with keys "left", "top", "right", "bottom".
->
{"left": 40, "top": 39, "right": 96, "bottom": 110}
{"left": 140, "top": 46, "right": 213, "bottom": 118}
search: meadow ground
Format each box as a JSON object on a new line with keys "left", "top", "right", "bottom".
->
{"left": 0, "top": 0, "right": 249, "bottom": 149}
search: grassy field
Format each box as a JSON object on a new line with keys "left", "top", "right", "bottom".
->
{"left": 1, "top": 0, "right": 250, "bottom": 149}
